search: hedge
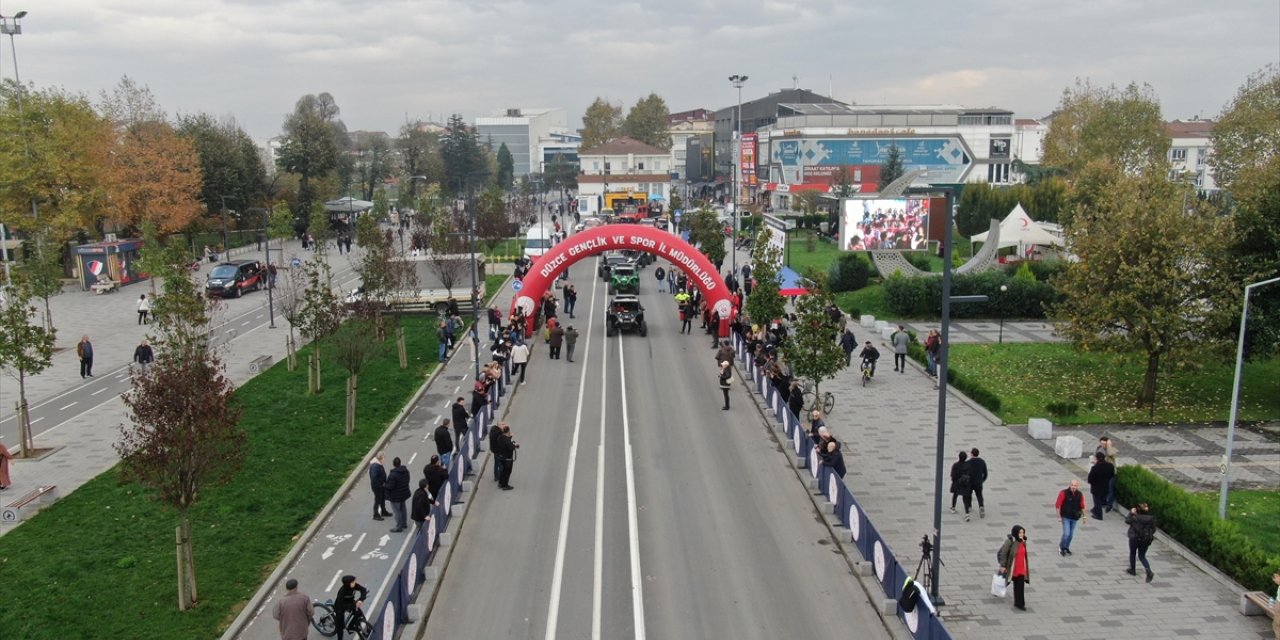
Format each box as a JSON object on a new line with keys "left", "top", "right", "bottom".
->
{"left": 1116, "top": 465, "right": 1280, "bottom": 592}
{"left": 883, "top": 270, "right": 1060, "bottom": 319}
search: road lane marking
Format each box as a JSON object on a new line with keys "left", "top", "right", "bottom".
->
{"left": 325, "top": 570, "right": 344, "bottom": 592}
{"left": 593, "top": 318, "right": 608, "bottom": 639}
{"left": 91, "top": 388, "right": 107, "bottom": 396}
{"left": 408, "top": 452, "right": 418, "bottom": 466}
{"left": 546, "top": 259, "right": 601, "bottom": 640}
{"left": 59, "top": 402, "right": 77, "bottom": 411}
{"left": 351, "top": 532, "right": 367, "bottom": 553}
{"left": 618, "top": 333, "right": 647, "bottom": 639}
{"left": 31, "top": 417, "right": 44, "bottom": 424}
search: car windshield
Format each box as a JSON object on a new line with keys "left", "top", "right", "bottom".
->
{"left": 614, "top": 301, "right": 640, "bottom": 312}
{"left": 613, "top": 266, "right": 635, "bottom": 275}
{"left": 210, "top": 266, "right": 238, "bottom": 278}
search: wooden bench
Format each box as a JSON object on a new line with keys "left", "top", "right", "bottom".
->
{"left": 248, "top": 355, "right": 273, "bottom": 374}
{"left": 1241, "top": 590, "right": 1277, "bottom": 619}
{"left": 91, "top": 279, "right": 119, "bottom": 294}
{"left": 1, "top": 485, "right": 59, "bottom": 523}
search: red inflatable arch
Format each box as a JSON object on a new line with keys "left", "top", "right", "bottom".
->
{"left": 510, "top": 225, "right": 735, "bottom": 338}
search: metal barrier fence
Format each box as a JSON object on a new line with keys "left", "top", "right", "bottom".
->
{"left": 733, "top": 333, "right": 954, "bottom": 640}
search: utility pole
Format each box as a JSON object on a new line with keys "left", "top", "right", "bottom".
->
{"left": 728, "top": 74, "right": 748, "bottom": 277}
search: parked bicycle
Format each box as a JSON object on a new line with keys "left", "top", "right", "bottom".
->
{"left": 798, "top": 379, "right": 836, "bottom": 415}
{"left": 311, "top": 599, "right": 372, "bottom": 639}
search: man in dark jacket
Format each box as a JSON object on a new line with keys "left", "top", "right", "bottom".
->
{"left": 411, "top": 479, "right": 431, "bottom": 532}
{"left": 368, "top": 453, "right": 391, "bottom": 521}
{"left": 1087, "top": 451, "right": 1115, "bottom": 520}
{"left": 433, "top": 420, "right": 455, "bottom": 468}
{"left": 451, "top": 397, "right": 470, "bottom": 445}
{"left": 818, "top": 439, "right": 846, "bottom": 479}
{"left": 565, "top": 326, "right": 579, "bottom": 362}
{"left": 489, "top": 422, "right": 505, "bottom": 483}
{"left": 1055, "top": 479, "right": 1087, "bottom": 555}
{"left": 968, "top": 448, "right": 989, "bottom": 518}
{"left": 788, "top": 382, "right": 805, "bottom": 419}
{"left": 548, "top": 323, "right": 565, "bottom": 359}
{"left": 423, "top": 454, "right": 449, "bottom": 503}
{"left": 384, "top": 457, "right": 412, "bottom": 532}
{"left": 839, "top": 328, "right": 856, "bottom": 368}
{"left": 494, "top": 422, "right": 519, "bottom": 490}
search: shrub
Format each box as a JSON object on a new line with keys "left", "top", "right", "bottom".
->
{"left": 1045, "top": 401, "right": 1079, "bottom": 418}
{"left": 882, "top": 270, "right": 1060, "bottom": 319}
{"left": 1116, "top": 465, "right": 1280, "bottom": 592}
{"left": 903, "top": 251, "right": 933, "bottom": 272}
{"left": 828, "top": 253, "right": 873, "bottom": 293}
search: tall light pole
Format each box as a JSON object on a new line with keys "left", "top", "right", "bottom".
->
{"left": 998, "top": 284, "right": 1008, "bottom": 344}
{"left": 219, "top": 195, "right": 235, "bottom": 254}
{"left": 728, "top": 74, "right": 748, "bottom": 277}
{"left": 1218, "top": 275, "right": 1280, "bottom": 519}
{"left": 2, "top": 10, "right": 36, "bottom": 281}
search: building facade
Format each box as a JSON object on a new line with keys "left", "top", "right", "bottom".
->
{"left": 667, "top": 108, "right": 714, "bottom": 181}
{"left": 714, "top": 88, "right": 844, "bottom": 198}
{"left": 474, "top": 108, "right": 568, "bottom": 179}
{"left": 575, "top": 137, "right": 672, "bottom": 216}
{"left": 1165, "top": 119, "right": 1218, "bottom": 193}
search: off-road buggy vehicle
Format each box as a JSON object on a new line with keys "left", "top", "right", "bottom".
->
{"left": 606, "top": 295, "right": 647, "bottom": 337}
{"left": 608, "top": 263, "right": 639, "bottom": 294}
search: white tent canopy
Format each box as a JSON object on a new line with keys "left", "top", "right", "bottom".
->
{"left": 324, "top": 196, "right": 374, "bottom": 213}
{"left": 970, "top": 203, "right": 1062, "bottom": 249}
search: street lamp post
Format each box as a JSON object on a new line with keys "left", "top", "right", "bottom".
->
{"left": 1, "top": 10, "right": 39, "bottom": 273}
{"left": 1218, "top": 275, "right": 1280, "bottom": 520}
{"left": 219, "top": 195, "right": 235, "bottom": 254}
{"left": 728, "top": 74, "right": 748, "bottom": 277}
{"left": 998, "top": 284, "right": 1008, "bottom": 344}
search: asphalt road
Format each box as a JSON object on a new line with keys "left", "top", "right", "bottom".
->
{"left": 424, "top": 260, "right": 890, "bottom": 639}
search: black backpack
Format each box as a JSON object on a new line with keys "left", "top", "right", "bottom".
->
{"left": 1134, "top": 519, "right": 1156, "bottom": 546}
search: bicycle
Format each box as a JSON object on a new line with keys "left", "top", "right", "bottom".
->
{"left": 860, "top": 359, "right": 876, "bottom": 387}
{"left": 798, "top": 380, "right": 835, "bottom": 415}
{"left": 311, "top": 599, "right": 372, "bottom": 639}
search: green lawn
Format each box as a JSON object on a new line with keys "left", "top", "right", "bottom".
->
{"left": 482, "top": 238, "right": 524, "bottom": 261}
{"left": 1192, "top": 489, "right": 1280, "bottom": 558}
{"left": 835, "top": 283, "right": 893, "bottom": 319}
{"left": 948, "top": 343, "right": 1280, "bottom": 425}
{"left": 783, "top": 230, "right": 842, "bottom": 275}
{"left": 0, "top": 317, "right": 441, "bottom": 639}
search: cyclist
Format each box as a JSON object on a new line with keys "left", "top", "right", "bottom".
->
{"left": 334, "top": 574, "right": 368, "bottom": 640}
{"left": 858, "top": 341, "right": 881, "bottom": 378}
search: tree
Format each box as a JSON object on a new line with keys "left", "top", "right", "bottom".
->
{"left": 623, "top": 93, "right": 672, "bottom": 150}
{"left": 103, "top": 120, "right": 205, "bottom": 234}
{"left": 745, "top": 226, "right": 786, "bottom": 327}
{"left": 353, "top": 132, "right": 393, "bottom": 201}
{"left": 98, "top": 75, "right": 166, "bottom": 129}
{"left": 440, "top": 114, "right": 486, "bottom": 196}
{"left": 1210, "top": 64, "right": 1279, "bottom": 192}
{"left": 0, "top": 282, "right": 56, "bottom": 457}
{"left": 1222, "top": 155, "right": 1280, "bottom": 359}
{"left": 496, "top": 143, "right": 515, "bottom": 189}
{"left": 831, "top": 166, "right": 855, "bottom": 198}
{"left": 1051, "top": 165, "right": 1233, "bottom": 410}
{"left": 544, "top": 153, "right": 578, "bottom": 197}
{"left": 278, "top": 93, "right": 344, "bottom": 229}
{"left": 1041, "top": 80, "right": 1169, "bottom": 177}
{"left": 780, "top": 270, "right": 845, "bottom": 405}
{"left": 686, "top": 207, "right": 725, "bottom": 271}
{"left": 879, "top": 143, "right": 904, "bottom": 191}
{"left": 427, "top": 208, "right": 469, "bottom": 296}
{"left": 397, "top": 121, "right": 442, "bottom": 193}
{"left": 329, "top": 318, "right": 382, "bottom": 435}
{"left": 177, "top": 113, "right": 269, "bottom": 228}
{"left": 115, "top": 245, "right": 244, "bottom": 611}
{"left": 297, "top": 257, "right": 345, "bottom": 393}
{"left": 275, "top": 261, "right": 307, "bottom": 371}
{"left": 473, "top": 186, "right": 510, "bottom": 251}
{"left": 580, "top": 97, "right": 623, "bottom": 151}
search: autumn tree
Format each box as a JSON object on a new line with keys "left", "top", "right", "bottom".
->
{"left": 428, "top": 205, "right": 469, "bottom": 297}
{"left": 831, "top": 166, "right": 855, "bottom": 198}
{"left": 116, "top": 243, "right": 244, "bottom": 611}
{"left": 275, "top": 262, "right": 307, "bottom": 371}
{"left": 1041, "top": 80, "right": 1169, "bottom": 177}
{"left": 879, "top": 143, "right": 905, "bottom": 191}
{"left": 623, "top": 93, "right": 672, "bottom": 150}
{"left": 1052, "top": 165, "right": 1234, "bottom": 410}
{"left": 297, "top": 257, "right": 345, "bottom": 392}
{"left": 745, "top": 226, "right": 786, "bottom": 327}
{"left": 580, "top": 97, "right": 623, "bottom": 151}
{"left": 1212, "top": 65, "right": 1280, "bottom": 358}
{"left": 0, "top": 281, "right": 56, "bottom": 457}
{"left": 278, "top": 93, "right": 344, "bottom": 229}
{"left": 103, "top": 120, "right": 204, "bottom": 234}
{"left": 780, "top": 270, "right": 845, "bottom": 407}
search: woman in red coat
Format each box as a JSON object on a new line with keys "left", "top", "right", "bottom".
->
{"left": 997, "top": 524, "right": 1030, "bottom": 610}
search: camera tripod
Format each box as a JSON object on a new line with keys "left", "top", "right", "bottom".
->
{"left": 914, "top": 535, "right": 943, "bottom": 598}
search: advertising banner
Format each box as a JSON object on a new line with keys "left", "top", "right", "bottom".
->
{"left": 772, "top": 136, "right": 972, "bottom": 184}
{"left": 841, "top": 198, "right": 932, "bottom": 251}
{"left": 989, "top": 138, "right": 1011, "bottom": 159}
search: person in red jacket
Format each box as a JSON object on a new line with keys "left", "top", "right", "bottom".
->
{"left": 996, "top": 524, "right": 1030, "bottom": 610}
{"left": 1055, "top": 479, "right": 1087, "bottom": 556}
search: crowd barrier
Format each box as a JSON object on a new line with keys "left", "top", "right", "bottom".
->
{"left": 733, "top": 333, "right": 954, "bottom": 640}
{"left": 359, "top": 357, "right": 512, "bottom": 639}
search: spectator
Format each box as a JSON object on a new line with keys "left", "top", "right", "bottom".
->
{"left": 411, "top": 479, "right": 431, "bottom": 532}
{"left": 271, "top": 578, "right": 314, "bottom": 640}
{"left": 423, "top": 454, "right": 449, "bottom": 503}
{"left": 1124, "top": 502, "right": 1157, "bottom": 583}
{"left": 433, "top": 420, "right": 454, "bottom": 468}
{"left": 494, "top": 423, "right": 519, "bottom": 490}
{"left": 1097, "top": 436, "right": 1119, "bottom": 511}
{"left": 451, "top": 397, "right": 470, "bottom": 443}
{"left": 510, "top": 340, "right": 531, "bottom": 384}
{"left": 818, "top": 439, "right": 846, "bottom": 479}
{"left": 718, "top": 360, "right": 732, "bottom": 410}
{"left": 368, "top": 453, "right": 391, "bottom": 521}
{"left": 565, "top": 326, "right": 579, "bottom": 363}
{"left": 384, "top": 457, "right": 411, "bottom": 533}
{"left": 1087, "top": 451, "right": 1115, "bottom": 520}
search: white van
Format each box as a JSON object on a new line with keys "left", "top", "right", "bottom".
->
{"left": 524, "top": 226, "right": 554, "bottom": 259}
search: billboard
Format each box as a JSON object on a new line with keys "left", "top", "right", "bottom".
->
{"left": 840, "top": 198, "right": 932, "bottom": 251}
{"left": 772, "top": 136, "right": 972, "bottom": 184}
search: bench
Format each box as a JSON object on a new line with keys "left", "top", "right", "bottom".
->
{"left": 1241, "top": 590, "right": 1277, "bottom": 619}
{"left": 1, "top": 485, "right": 59, "bottom": 523}
{"left": 91, "top": 279, "right": 119, "bottom": 294}
{"left": 248, "top": 355, "right": 273, "bottom": 374}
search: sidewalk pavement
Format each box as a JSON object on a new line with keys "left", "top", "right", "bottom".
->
{"left": 0, "top": 238, "right": 360, "bottom": 535}
{"left": 775, "top": 344, "right": 1274, "bottom": 639}
{"left": 899, "top": 320, "right": 1065, "bottom": 344}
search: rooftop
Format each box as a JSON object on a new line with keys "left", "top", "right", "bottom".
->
{"left": 579, "top": 137, "right": 669, "bottom": 157}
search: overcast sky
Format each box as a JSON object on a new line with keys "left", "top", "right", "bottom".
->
{"left": 8, "top": 0, "right": 1278, "bottom": 141}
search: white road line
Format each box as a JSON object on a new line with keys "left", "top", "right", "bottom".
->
{"left": 351, "top": 532, "right": 367, "bottom": 554}
{"left": 91, "top": 388, "right": 107, "bottom": 396}
{"left": 453, "top": 385, "right": 460, "bottom": 394}
{"left": 545, "top": 260, "right": 600, "bottom": 640}
{"left": 241, "top": 320, "right": 252, "bottom": 326}
{"left": 30, "top": 417, "right": 43, "bottom": 424}
{"left": 433, "top": 415, "right": 442, "bottom": 424}
{"left": 617, "top": 333, "right": 647, "bottom": 640}
{"left": 325, "top": 569, "right": 344, "bottom": 593}
{"left": 592, "top": 322, "right": 607, "bottom": 640}
{"left": 59, "top": 402, "right": 77, "bottom": 411}
{"left": 408, "top": 451, "right": 417, "bottom": 466}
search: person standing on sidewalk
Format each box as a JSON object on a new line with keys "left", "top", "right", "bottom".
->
{"left": 1124, "top": 502, "right": 1157, "bottom": 583}
{"left": 891, "top": 325, "right": 910, "bottom": 372}
{"left": 411, "top": 479, "right": 431, "bottom": 532}
{"left": 840, "top": 328, "right": 856, "bottom": 368}
{"left": 451, "top": 397, "right": 470, "bottom": 443}
{"left": 1055, "top": 479, "right": 1087, "bottom": 555}
{"left": 487, "top": 306, "right": 503, "bottom": 340}
{"left": 718, "top": 360, "right": 732, "bottom": 410}
{"left": 495, "top": 423, "right": 519, "bottom": 490}
{"left": 384, "top": 457, "right": 411, "bottom": 532}
{"left": 548, "top": 323, "right": 565, "bottom": 359}
{"left": 423, "top": 454, "right": 449, "bottom": 503}
{"left": 368, "top": 452, "right": 391, "bottom": 520}
{"left": 136, "top": 294, "right": 151, "bottom": 325}
{"left": 1097, "top": 436, "right": 1119, "bottom": 512}
{"left": 949, "top": 450, "right": 973, "bottom": 521}
{"left": 968, "top": 448, "right": 989, "bottom": 518}
{"left": 996, "top": 524, "right": 1030, "bottom": 611}
{"left": 271, "top": 578, "right": 313, "bottom": 640}
{"left": 133, "top": 339, "right": 154, "bottom": 377}
{"left": 77, "top": 335, "right": 95, "bottom": 378}
{"left": 489, "top": 421, "right": 504, "bottom": 483}
{"left": 436, "top": 319, "right": 449, "bottom": 363}
{"left": 510, "top": 340, "right": 530, "bottom": 384}
{"left": 924, "top": 329, "right": 941, "bottom": 378}
{"left": 1087, "top": 451, "right": 1115, "bottom": 519}
{"left": 433, "top": 420, "right": 454, "bottom": 468}
{"left": 564, "top": 326, "right": 579, "bottom": 362}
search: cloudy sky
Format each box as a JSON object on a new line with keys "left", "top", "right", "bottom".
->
{"left": 9, "top": 0, "right": 1278, "bottom": 140}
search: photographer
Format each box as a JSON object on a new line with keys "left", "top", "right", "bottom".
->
{"left": 494, "top": 422, "right": 520, "bottom": 490}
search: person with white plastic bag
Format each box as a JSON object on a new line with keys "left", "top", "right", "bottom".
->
{"left": 990, "top": 571, "right": 1008, "bottom": 598}
{"left": 996, "top": 524, "right": 1030, "bottom": 610}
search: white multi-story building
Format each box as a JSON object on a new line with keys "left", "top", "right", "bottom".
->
{"left": 475, "top": 108, "right": 567, "bottom": 179}
{"left": 575, "top": 137, "right": 671, "bottom": 216}
{"left": 1165, "top": 119, "right": 1218, "bottom": 193}
{"left": 667, "top": 108, "right": 714, "bottom": 181}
